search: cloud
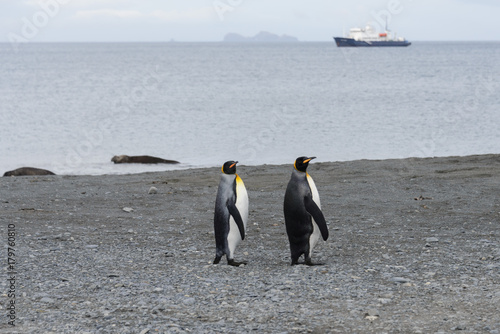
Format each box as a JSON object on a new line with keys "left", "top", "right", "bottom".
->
{"left": 455, "top": 0, "right": 500, "bottom": 6}
{"left": 67, "top": 0, "right": 135, "bottom": 7}
{"left": 75, "top": 9, "right": 143, "bottom": 19}
{"left": 73, "top": 7, "right": 214, "bottom": 22}
{"left": 150, "top": 8, "right": 214, "bottom": 22}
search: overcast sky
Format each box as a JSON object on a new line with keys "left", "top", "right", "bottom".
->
{"left": 1, "top": 0, "right": 499, "bottom": 43}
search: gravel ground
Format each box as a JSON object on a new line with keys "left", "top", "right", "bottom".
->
{"left": 1, "top": 154, "right": 499, "bottom": 333}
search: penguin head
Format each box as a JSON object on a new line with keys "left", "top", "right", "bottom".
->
{"left": 294, "top": 156, "right": 316, "bottom": 172}
{"left": 222, "top": 161, "right": 238, "bottom": 175}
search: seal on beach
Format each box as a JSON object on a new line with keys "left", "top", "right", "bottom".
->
{"left": 213, "top": 161, "right": 249, "bottom": 266}
{"left": 111, "top": 155, "right": 179, "bottom": 164}
{"left": 284, "top": 157, "right": 328, "bottom": 265}
{"left": 3, "top": 167, "right": 56, "bottom": 177}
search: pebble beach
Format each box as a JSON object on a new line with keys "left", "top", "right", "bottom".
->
{"left": 1, "top": 154, "right": 499, "bottom": 333}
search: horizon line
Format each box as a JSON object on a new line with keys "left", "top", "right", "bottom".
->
{"left": 2, "top": 40, "right": 500, "bottom": 44}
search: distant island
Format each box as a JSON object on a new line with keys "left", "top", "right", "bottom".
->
{"left": 223, "top": 31, "right": 299, "bottom": 43}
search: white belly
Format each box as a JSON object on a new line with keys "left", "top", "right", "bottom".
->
{"left": 307, "top": 173, "right": 321, "bottom": 256}
{"left": 307, "top": 173, "right": 321, "bottom": 208}
{"left": 227, "top": 218, "right": 241, "bottom": 258}
{"left": 227, "top": 175, "right": 248, "bottom": 258}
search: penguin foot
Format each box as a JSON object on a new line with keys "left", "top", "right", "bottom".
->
{"left": 227, "top": 259, "right": 247, "bottom": 267}
{"left": 213, "top": 256, "right": 222, "bottom": 264}
{"left": 305, "top": 258, "right": 325, "bottom": 266}
{"left": 291, "top": 258, "right": 324, "bottom": 266}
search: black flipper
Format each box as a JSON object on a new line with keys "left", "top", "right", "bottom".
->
{"left": 304, "top": 195, "right": 329, "bottom": 241}
{"left": 228, "top": 201, "right": 245, "bottom": 240}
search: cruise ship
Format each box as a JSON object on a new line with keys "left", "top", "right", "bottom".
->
{"left": 334, "top": 24, "right": 411, "bottom": 47}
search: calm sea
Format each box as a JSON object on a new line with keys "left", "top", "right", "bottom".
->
{"left": 0, "top": 42, "right": 499, "bottom": 175}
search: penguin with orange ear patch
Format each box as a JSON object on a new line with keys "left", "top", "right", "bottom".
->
{"left": 284, "top": 157, "right": 329, "bottom": 265}
{"left": 213, "top": 161, "right": 249, "bottom": 266}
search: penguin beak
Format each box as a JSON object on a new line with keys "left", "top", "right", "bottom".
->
{"left": 230, "top": 161, "right": 238, "bottom": 168}
{"left": 304, "top": 157, "right": 316, "bottom": 164}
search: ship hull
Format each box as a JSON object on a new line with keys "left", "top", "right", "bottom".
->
{"left": 334, "top": 37, "right": 411, "bottom": 47}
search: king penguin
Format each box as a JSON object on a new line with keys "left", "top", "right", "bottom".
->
{"left": 284, "top": 156, "right": 329, "bottom": 265}
{"left": 213, "top": 161, "right": 249, "bottom": 266}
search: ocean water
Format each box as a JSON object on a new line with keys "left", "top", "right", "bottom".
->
{"left": 1, "top": 42, "right": 499, "bottom": 175}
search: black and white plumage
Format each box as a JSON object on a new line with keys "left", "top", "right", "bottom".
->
{"left": 284, "top": 156, "right": 328, "bottom": 265}
{"left": 213, "top": 161, "right": 249, "bottom": 266}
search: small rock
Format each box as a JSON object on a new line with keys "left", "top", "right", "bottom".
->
{"left": 122, "top": 207, "right": 134, "bottom": 213}
{"left": 426, "top": 237, "right": 439, "bottom": 243}
{"left": 139, "top": 329, "right": 151, "bottom": 334}
{"left": 391, "top": 277, "right": 409, "bottom": 283}
{"left": 148, "top": 187, "right": 158, "bottom": 194}
{"left": 183, "top": 297, "right": 195, "bottom": 305}
{"left": 365, "top": 308, "right": 380, "bottom": 317}
{"left": 85, "top": 245, "right": 99, "bottom": 249}
{"left": 40, "top": 297, "right": 54, "bottom": 303}
{"left": 53, "top": 232, "right": 71, "bottom": 241}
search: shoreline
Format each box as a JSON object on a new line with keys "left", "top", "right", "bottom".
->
{"left": 3, "top": 152, "right": 500, "bottom": 178}
{"left": 1, "top": 153, "right": 499, "bottom": 333}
